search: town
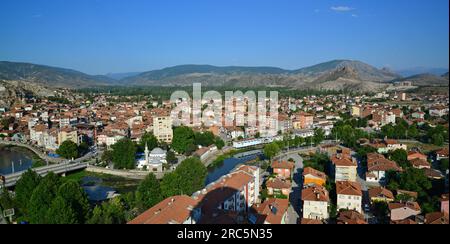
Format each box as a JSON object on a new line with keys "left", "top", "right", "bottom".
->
{"left": 0, "top": 85, "right": 448, "bottom": 225}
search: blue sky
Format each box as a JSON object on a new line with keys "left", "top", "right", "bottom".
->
{"left": 0, "top": 0, "right": 448, "bottom": 74}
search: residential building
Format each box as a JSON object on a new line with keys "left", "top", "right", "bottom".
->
{"left": 337, "top": 210, "right": 367, "bottom": 224}
{"left": 336, "top": 181, "right": 362, "bottom": 213}
{"left": 249, "top": 198, "right": 289, "bottom": 224}
{"left": 331, "top": 153, "right": 358, "bottom": 183}
{"left": 302, "top": 184, "right": 329, "bottom": 220}
{"left": 388, "top": 202, "right": 421, "bottom": 222}
{"left": 303, "top": 167, "right": 327, "bottom": 187}
{"left": 366, "top": 153, "right": 402, "bottom": 184}
{"left": 369, "top": 187, "right": 394, "bottom": 203}
{"left": 153, "top": 115, "right": 173, "bottom": 144}
{"left": 128, "top": 195, "right": 201, "bottom": 224}
{"left": 266, "top": 178, "right": 291, "bottom": 197}
{"left": 271, "top": 161, "right": 295, "bottom": 179}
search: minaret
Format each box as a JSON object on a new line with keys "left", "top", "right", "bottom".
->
{"left": 144, "top": 142, "right": 149, "bottom": 164}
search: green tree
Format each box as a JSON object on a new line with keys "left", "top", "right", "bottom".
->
{"left": 87, "top": 197, "right": 126, "bottom": 224}
{"left": 166, "top": 150, "right": 178, "bottom": 165}
{"left": 215, "top": 137, "right": 225, "bottom": 150}
{"left": 172, "top": 126, "right": 195, "bottom": 154}
{"left": 313, "top": 128, "right": 325, "bottom": 146}
{"left": 161, "top": 172, "right": 181, "bottom": 197}
{"left": 46, "top": 196, "right": 78, "bottom": 224}
{"left": 389, "top": 149, "right": 409, "bottom": 169}
{"left": 440, "top": 159, "right": 449, "bottom": 172}
{"left": 57, "top": 181, "right": 90, "bottom": 223}
{"left": 136, "top": 173, "right": 163, "bottom": 210}
{"left": 194, "top": 131, "right": 215, "bottom": 147}
{"left": 140, "top": 132, "right": 158, "bottom": 152}
{"left": 264, "top": 142, "right": 280, "bottom": 160}
{"left": 56, "top": 140, "right": 79, "bottom": 159}
{"left": 111, "top": 138, "right": 137, "bottom": 169}
{"left": 14, "top": 169, "right": 41, "bottom": 214}
{"left": 161, "top": 157, "right": 207, "bottom": 197}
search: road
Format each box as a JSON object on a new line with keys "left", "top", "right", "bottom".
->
{"left": 279, "top": 152, "right": 304, "bottom": 224}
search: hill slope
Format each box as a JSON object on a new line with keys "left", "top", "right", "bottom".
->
{"left": 0, "top": 61, "right": 114, "bottom": 88}
{"left": 393, "top": 73, "right": 449, "bottom": 86}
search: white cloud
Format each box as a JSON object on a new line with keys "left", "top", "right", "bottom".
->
{"left": 330, "top": 6, "right": 355, "bottom": 12}
{"left": 351, "top": 14, "right": 358, "bottom": 18}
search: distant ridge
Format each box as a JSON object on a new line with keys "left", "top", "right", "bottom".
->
{"left": 1, "top": 60, "right": 447, "bottom": 91}
{"left": 0, "top": 61, "right": 113, "bottom": 88}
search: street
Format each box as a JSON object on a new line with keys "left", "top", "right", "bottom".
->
{"left": 280, "top": 152, "right": 304, "bottom": 224}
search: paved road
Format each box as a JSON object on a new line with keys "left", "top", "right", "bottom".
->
{"left": 279, "top": 152, "right": 304, "bottom": 224}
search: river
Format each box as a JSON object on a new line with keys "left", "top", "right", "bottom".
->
{"left": 205, "top": 152, "right": 263, "bottom": 185}
{"left": 0, "top": 147, "right": 34, "bottom": 175}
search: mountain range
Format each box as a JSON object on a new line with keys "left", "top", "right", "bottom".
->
{"left": 1, "top": 60, "right": 448, "bottom": 92}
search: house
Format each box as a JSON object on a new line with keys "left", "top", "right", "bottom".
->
{"left": 249, "top": 198, "right": 289, "bottom": 224}
{"left": 192, "top": 166, "right": 260, "bottom": 223}
{"left": 424, "top": 212, "right": 449, "bottom": 224}
{"left": 336, "top": 181, "right": 362, "bottom": 213}
{"left": 331, "top": 153, "right": 358, "bottom": 183}
{"left": 303, "top": 167, "right": 327, "bottom": 187}
{"left": 58, "top": 127, "right": 79, "bottom": 146}
{"left": 366, "top": 153, "right": 402, "bottom": 184}
{"left": 424, "top": 168, "right": 444, "bottom": 180}
{"left": 300, "top": 218, "right": 323, "bottom": 225}
{"left": 369, "top": 187, "right": 394, "bottom": 203}
{"left": 266, "top": 178, "right": 292, "bottom": 197}
{"left": 429, "top": 105, "right": 449, "bottom": 117}
{"left": 302, "top": 184, "right": 329, "bottom": 220}
{"left": 369, "top": 139, "right": 407, "bottom": 154}
{"left": 396, "top": 190, "right": 418, "bottom": 201}
{"left": 336, "top": 210, "right": 367, "bottom": 224}
{"left": 293, "top": 112, "right": 314, "bottom": 129}
{"left": 409, "top": 158, "right": 431, "bottom": 169}
{"left": 388, "top": 202, "right": 421, "bottom": 222}
{"left": 407, "top": 151, "right": 428, "bottom": 161}
{"left": 194, "top": 146, "right": 218, "bottom": 162}
{"left": 271, "top": 161, "right": 295, "bottom": 179}
{"left": 127, "top": 195, "right": 200, "bottom": 224}
{"left": 435, "top": 148, "right": 449, "bottom": 161}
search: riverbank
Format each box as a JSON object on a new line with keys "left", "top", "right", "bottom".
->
{"left": 64, "top": 170, "right": 141, "bottom": 194}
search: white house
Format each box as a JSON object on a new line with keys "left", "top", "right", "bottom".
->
{"left": 337, "top": 181, "right": 362, "bottom": 214}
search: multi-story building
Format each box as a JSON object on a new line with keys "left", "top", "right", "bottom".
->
{"left": 337, "top": 181, "right": 362, "bottom": 214}
{"left": 58, "top": 127, "right": 78, "bottom": 146}
{"left": 366, "top": 153, "right": 402, "bottom": 183}
{"left": 302, "top": 184, "right": 330, "bottom": 220}
{"left": 153, "top": 115, "right": 173, "bottom": 144}
{"left": 331, "top": 153, "right": 358, "bottom": 183}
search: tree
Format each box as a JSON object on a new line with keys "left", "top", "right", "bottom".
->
{"left": 14, "top": 169, "right": 41, "bottom": 213}
{"left": 27, "top": 183, "right": 57, "bottom": 223}
{"left": 215, "top": 137, "right": 225, "bottom": 150}
{"left": 46, "top": 196, "right": 78, "bottom": 224}
{"left": 87, "top": 197, "right": 126, "bottom": 224}
{"left": 136, "top": 173, "right": 163, "bottom": 210}
{"left": 57, "top": 181, "right": 90, "bottom": 223}
{"left": 439, "top": 159, "right": 449, "bottom": 173}
{"left": 161, "top": 157, "right": 207, "bottom": 197}
{"left": 161, "top": 172, "right": 181, "bottom": 198}
{"left": 175, "top": 157, "right": 207, "bottom": 196}
{"left": 101, "top": 150, "right": 113, "bottom": 164}
{"left": 264, "top": 142, "right": 280, "bottom": 160}
{"left": 140, "top": 132, "right": 158, "bottom": 152}
{"left": 194, "top": 131, "right": 215, "bottom": 147}
{"left": 56, "top": 140, "right": 79, "bottom": 159}
{"left": 313, "top": 128, "right": 325, "bottom": 146}
{"left": 111, "top": 138, "right": 137, "bottom": 169}
{"left": 166, "top": 150, "right": 178, "bottom": 165}
{"left": 431, "top": 134, "right": 444, "bottom": 146}
{"left": 389, "top": 149, "right": 409, "bottom": 169}
{"left": 172, "top": 126, "right": 195, "bottom": 154}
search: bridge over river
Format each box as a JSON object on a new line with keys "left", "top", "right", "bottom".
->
{"left": 1, "top": 162, "right": 88, "bottom": 188}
